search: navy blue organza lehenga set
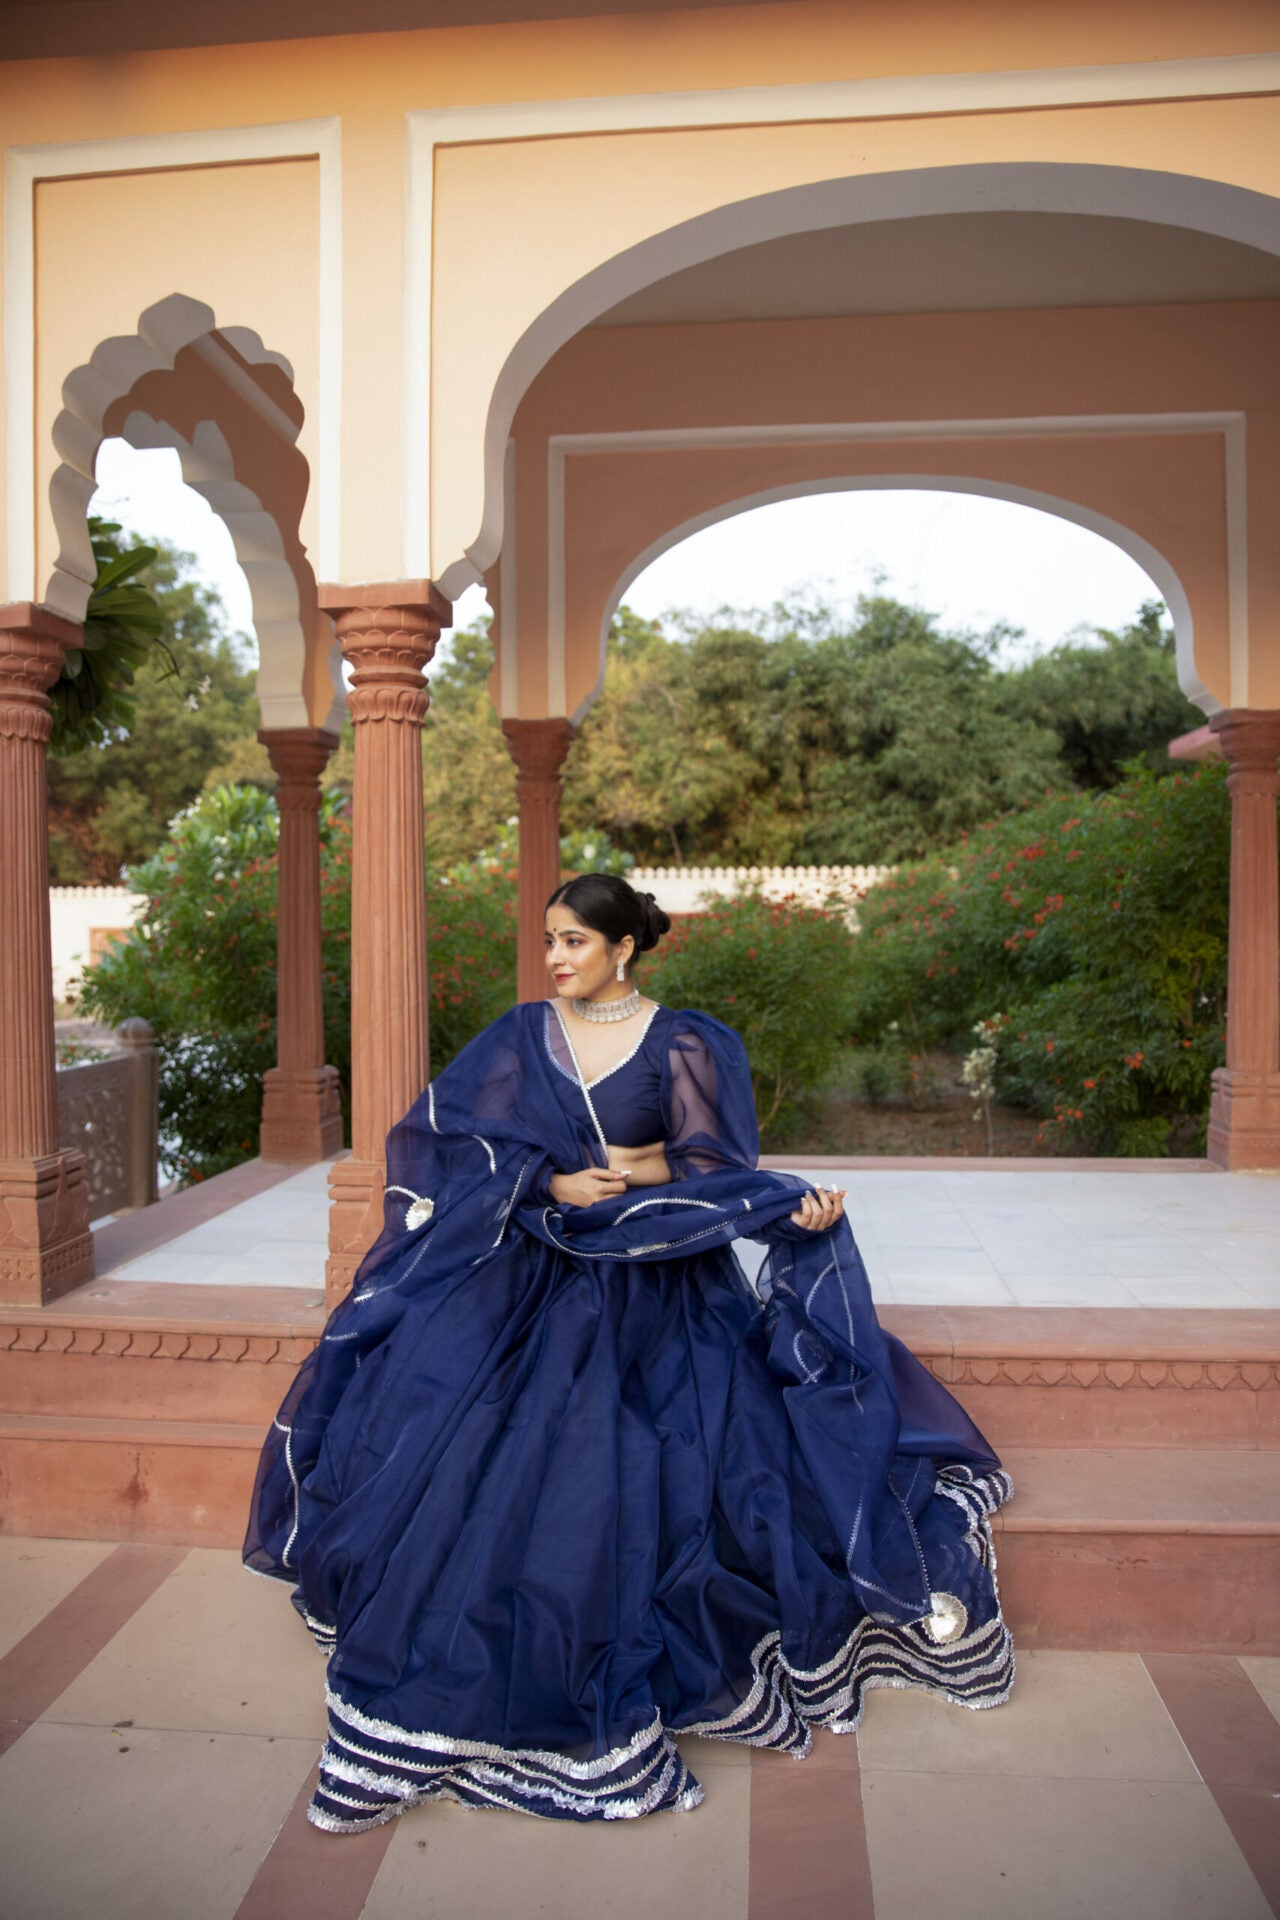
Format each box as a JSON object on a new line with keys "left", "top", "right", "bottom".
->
{"left": 244, "top": 1002, "right": 1014, "bottom": 1831}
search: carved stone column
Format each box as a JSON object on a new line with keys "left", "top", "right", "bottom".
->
{"left": 502, "top": 718, "right": 576, "bottom": 1004}
{"left": 258, "top": 727, "right": 344, "bottom": 1163}
{"left": 0, "top": 603, "right": 93, "bottom": 1303}
{"left": 1207, "top": 708, "right": 1280, "bottom": 1170}
{"left": 318, "top": 583, "right": 448, "bottom": 1307}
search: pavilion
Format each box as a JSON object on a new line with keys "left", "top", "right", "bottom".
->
{"left": 0, "top": 0, "right": 1276, "bottom": 1653}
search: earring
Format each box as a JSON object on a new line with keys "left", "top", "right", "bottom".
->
{"left": 616, "top": 960, "right": 626, "bottom": 981}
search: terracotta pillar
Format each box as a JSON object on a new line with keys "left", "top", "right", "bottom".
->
{"left": 318, "top": 583, "right": 448, "bottom": 1307}
{"left": 502, "top": 718, "right": 576, "bottom": 1004}
{"left": 0, "top": 603, "right": 93, "bottom": 1304}
{"left": 1206, "top": 708, "right": 1280, "bottom": 1171}
{"left": 258, "top": 726, "right": 344, "bottom": 1163}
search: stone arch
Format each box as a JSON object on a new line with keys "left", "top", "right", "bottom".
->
{"left": 591, "top": 474, "right": 1196, "bottom": 719}
{"left": 46, "top": 292, "right": 342, "bottom": 732}
{"left": 450, "top": 161, "right": 1280, "bottom": 601}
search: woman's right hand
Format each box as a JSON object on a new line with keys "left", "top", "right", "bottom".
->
{"left": 549, "top": 1166, "right": 631, "bottom": 1209}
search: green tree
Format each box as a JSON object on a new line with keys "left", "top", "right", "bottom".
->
{"left": 564, "top": 597, "right": 1065, "bottom": 867}
{"left": 48, "top": 518, "right": 170, "bottom": 755}
{"left": 47, "top": 535, "right": 260, "bottom": 883}
{"left": 799, "top": 597, "right": 1064, "bottom": 863}
{"left": 998, "top": 601, "right": 1203, "bottom": 788}
{"left": 325, "top": 618, "right": 517, "bottom": 869}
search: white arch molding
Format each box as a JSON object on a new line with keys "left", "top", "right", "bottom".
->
{"left": 574, "top": 475, "right": 1196, "bottom": 727}
{"left": 435, "top": 157, "right": 1280, "bottom": 632}
{"left": 46, "top": 293, "right": 344, "bottom": 734}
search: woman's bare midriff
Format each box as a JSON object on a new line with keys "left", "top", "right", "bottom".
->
{"left": 606, "top": 1139, "right": 670, "bottom": 1187}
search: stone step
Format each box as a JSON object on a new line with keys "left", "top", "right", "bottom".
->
{"left": 995, "top": 1446, "right": 1280, "bottom": 1653}
{"left": 0, "top": 1295, "right": 320, "bottom": 1427}
{"left": 0, "top": 1412, "right": 260, "bottom": 1550}
{"left": 4, "top": 1301, "right": 1278, "bottom": 1449}
{"left": 0, "top": 1417, "right": 1276, "bottom": 1654}
{"left": 885, "top": 1307, "right": 1280, "bottom": 1449}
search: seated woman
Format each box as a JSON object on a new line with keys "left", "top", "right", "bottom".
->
{"left": 244, "top": 873, "right": 1014, "bottom": 1832}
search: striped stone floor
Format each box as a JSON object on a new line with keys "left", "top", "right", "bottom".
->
{"left": 1, "top": 1536, "right": 1276, "bottom": 1920}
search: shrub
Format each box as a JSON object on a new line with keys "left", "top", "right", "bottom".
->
{"left": 75, "top": 786, "right": 287, "bottom": 1182}
{"left": 848, "top": 763, "right": 1236, "bottom": 1154}
{"left": 75, "top": 791, "right": 636, "bottom": 1182}
{"left": 647, "top": 891, "right": 858, "bottom": 1141}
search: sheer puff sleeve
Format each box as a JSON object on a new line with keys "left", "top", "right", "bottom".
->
{"left": 662, "top": 1011, "right": 760, "bottom": 1179}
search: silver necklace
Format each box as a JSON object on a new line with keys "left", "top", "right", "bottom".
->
{"left": 571, "top": 988, "right": 642, "bottom": 1023}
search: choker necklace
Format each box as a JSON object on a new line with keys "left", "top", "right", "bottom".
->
{"left": 571, "top": 989, "right": 642, "bottom": 1023}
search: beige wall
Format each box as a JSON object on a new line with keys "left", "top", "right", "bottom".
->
{"left": 430, "top": 92, "right": 1280, "bottom": 596}
{"left": 2, "top": 1, "right": 1278, "bottom": 714}
{"left": 503, "top": 302, "right": 1279, "bottom": 718}
{"left": 33, "top": 160, "right": 321, "bottom": 592}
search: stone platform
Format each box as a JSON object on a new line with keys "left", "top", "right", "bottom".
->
{"left": 1, "top": 1157, "right": 1277, "bottom": 1654}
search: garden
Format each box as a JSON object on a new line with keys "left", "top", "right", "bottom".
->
{"left": 60, "top": 526, "right": 1243, "bottom": 1179}
{"left": 75, "top": 759, "right": 1234, "bottom": 1180}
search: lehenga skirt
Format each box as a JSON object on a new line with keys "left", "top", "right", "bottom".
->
{"left": 246, "top": 1229, "right": 1013, "bottom": 1830}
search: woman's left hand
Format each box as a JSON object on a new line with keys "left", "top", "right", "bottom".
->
{"left": 789, "top": 1185, "right": 847, "bottom": 1232}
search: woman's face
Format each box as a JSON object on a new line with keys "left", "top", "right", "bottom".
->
{"left": 544, "top": 906, "right": 631, "bottom": 1001}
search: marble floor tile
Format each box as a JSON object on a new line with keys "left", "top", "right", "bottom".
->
{"left": 0, "top": 1538, "right": 117, "bottom": 1660}
{"left": 45, "top": 1548, "right": 327, "bottom": 1742}
{"left": 998, "top": 1276, "right": 1141, "bottom": 1308}
{"left": 0, "top": 1720, "right": 316, "bottom": 1920}
{"left": 891, "top": 1276, "right": 1015, "bottom": 1306}
{"left": 362, "top": 1758, "right": 750, "bottom": 1920}
{"left": 857, "top": 1650, "right": 1197, "bottom": 1783}
{"left": 860, "top": 1770, "right": 1271, "bottom": 1920}
{"left": 1239, "top": 1657, "right": 1280, "bottom": 1728}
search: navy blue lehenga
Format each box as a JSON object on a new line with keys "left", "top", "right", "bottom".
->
{"left": 244, "top": 1002, "right": 1014, "bottom": 1831}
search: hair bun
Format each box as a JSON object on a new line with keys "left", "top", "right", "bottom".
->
{"left": 636, "top": 888, "right": 672, "bottom": 952}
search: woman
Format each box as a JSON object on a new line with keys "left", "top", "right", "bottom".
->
{"left": 245, "top": 873, "right": 1013, "bottom": 1832}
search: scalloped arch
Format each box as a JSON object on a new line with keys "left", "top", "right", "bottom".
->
{"left": 46, "top": 293, "right": 342, "bottom": 733}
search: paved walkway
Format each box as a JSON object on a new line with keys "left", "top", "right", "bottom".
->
{"left": 96, "top": 1160, "right": 1280, "bottom": 1310}
{"left": 0, "top": 1536, "right": 1275, "bottom": 1920}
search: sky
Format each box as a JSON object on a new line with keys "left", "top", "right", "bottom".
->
{"left": 91, "top": 439, "right": 1164, "bottom": 667}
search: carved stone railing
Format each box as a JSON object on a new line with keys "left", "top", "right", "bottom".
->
{"left": 629, "top": 863, "right": 893, "bottom": 924}
{"left": 55, "top": 1018, "right": 159, "bottom": 1221}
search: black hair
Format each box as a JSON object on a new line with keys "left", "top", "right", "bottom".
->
{"left": 545, "top": 872, "right": 671, "bottom": 961}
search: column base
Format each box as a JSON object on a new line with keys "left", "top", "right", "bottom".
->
{"left": 1206, "top": 1069, "right": 1280, "bottom": 1171}
{"left": 325, "top": 1155, "right": 386, "bottom": 1311}
{"left": 259, "top": 1066, "right": 345, "bottom": 1163}
{"left": 0, "top": 1151, "right": 94, "bottom": 1305}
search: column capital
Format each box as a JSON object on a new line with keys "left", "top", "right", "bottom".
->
{"left": 0, "top": 602, "right": 82, "bottom": 744}
{"left": 258, "top": 726, "right": 341, "bottom": 810}
{"left": 502, "top": 717, "right": 576, "bottom": 787}
{"left": 320, "top": 590, "right": 447, "bottom": 729}
{"left": 1208, "top": 708, "right": 1280, "bottom": 782}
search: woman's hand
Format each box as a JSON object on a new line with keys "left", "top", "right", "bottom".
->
{"left": 549, "top": 1167, "right": 631, "bottom": 1209}
{"left": 789, "top": 1185, "right": 847, "bottom": 1233}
